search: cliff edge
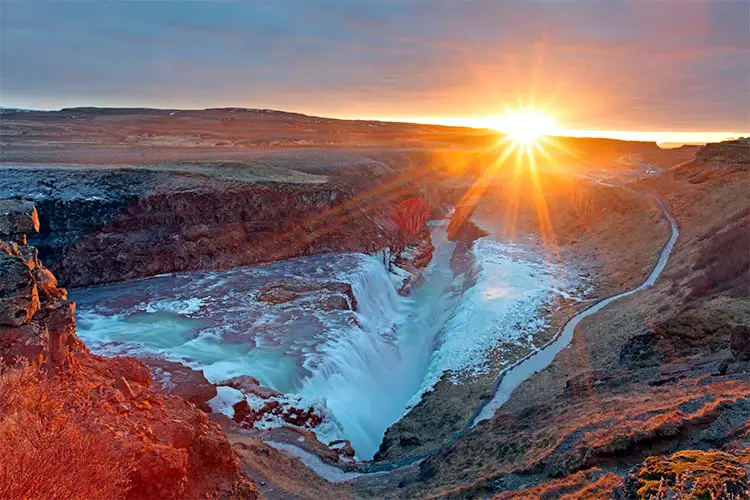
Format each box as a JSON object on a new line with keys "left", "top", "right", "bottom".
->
{"left": 0, "top": 199, "right": 258, "bottom": 499}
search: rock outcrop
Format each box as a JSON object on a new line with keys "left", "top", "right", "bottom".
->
{"left": 1, "top": 165, "right": 440, "bottom": 289}
{"left": 140, "top": 358, "right": 218, "bottom": 409}
{"left": 0, "top": 199, "right": 39, "bottom": 242}
{"left": 216, "top": 377, "right": 325, "bottom": 432}
{"left": 0, "top": 199, "right": 258, "bottom": 499}
{"left": 0, "top": 199, "right": 79, "bottom": 369}
{"left": 256, "top": 279, "right": 358, "bottom": 311}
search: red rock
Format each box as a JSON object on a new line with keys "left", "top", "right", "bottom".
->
{"left": 0, "top": 199, "right": 260, "bottom": 499}
{"left": 0, "top": 247, "right": 40, "bottom": 327}
{"left": 114, "top": 376, "right": 136, "bottom": 399}
{"left": 128, "top": 442, "right": 189, "bottom": 499}
{"left": 232, "top": 399, "right": 253, "bottom": 424}
{"left": 107, "top": 356, "right": 152, "bottom": 387}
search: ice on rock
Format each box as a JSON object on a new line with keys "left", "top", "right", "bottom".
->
{"left": 208, "top": 386, "right": 245, "bottom": 417}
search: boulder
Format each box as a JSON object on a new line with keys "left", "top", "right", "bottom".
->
{"left": 328, "top": 439, "right": 355, "bottom": 459}
{"left": 220, "top": 375, "right": 283, "bottom": 399}
{"left": 141, "top": 358, "right": 217, "bottom": 408}
{"left": 0, "top": 199, "right": 39, "bottom": 238}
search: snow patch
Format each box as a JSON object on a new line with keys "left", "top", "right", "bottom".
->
{"left": 208, "top": 386, "right": 245, "bottom": 416}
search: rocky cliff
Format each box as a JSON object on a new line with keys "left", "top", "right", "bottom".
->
{"left": 0, "top": 199, "right": 258, "bottom": 499}
{"left": 1, "top": 163, "right": 437, "bottom": 288}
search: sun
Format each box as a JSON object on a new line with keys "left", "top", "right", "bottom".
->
{"left": 493, "top": 108, "right": 558, "bottom": 145}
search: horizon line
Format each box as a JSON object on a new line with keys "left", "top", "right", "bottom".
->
{"left": 2, "top": 105, "right": 747, "bottom": 146}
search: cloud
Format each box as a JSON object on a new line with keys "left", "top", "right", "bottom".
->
{"left": 1, "top": 0, "right": 748, "bottom": 130}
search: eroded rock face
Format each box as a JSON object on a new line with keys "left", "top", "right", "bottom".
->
{"left": 0, "top": 199, "right": 39, "bottom": 240}
{"left": 693, "top": 138, "right": 750, "bottom": 171}
{"left": 2, "top": 167, "right": 437, "bottom": 288}
{"left": 0, "top": 199, "right": 259, "bottom": 499}
{"left": 0, "top": 244, "right": 40, "bottom": 327}
{"left": 0, "top": 240, "right": 78, "bottom": 369}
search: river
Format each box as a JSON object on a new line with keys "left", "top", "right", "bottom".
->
{"left": 71, "top": 220, "right": 578, "bottom": 459}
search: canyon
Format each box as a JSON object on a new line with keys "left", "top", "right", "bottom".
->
{"left": 0, "top": 108, "right": 747, "bottom": 499}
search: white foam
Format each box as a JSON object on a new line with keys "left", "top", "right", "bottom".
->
{"left": 72, "top": 221, "right": 576, "bottom": 462}
{"left": 411, "top": 237, "right": 570, "bottom": 404}
{"left": 143, "top": 297, "right": 204, "bottom": 315}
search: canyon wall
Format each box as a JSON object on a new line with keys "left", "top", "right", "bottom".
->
{"left": 2, "top": 162, "right": 439, "bottom": 288}
{"left": 0, "top": 199, "right": 259, "bottom": 499}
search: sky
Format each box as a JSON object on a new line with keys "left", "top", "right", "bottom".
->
{"left": 1, "top": 1, "right": 748, "bottom": 143}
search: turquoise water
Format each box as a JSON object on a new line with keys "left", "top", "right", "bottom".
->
{"left": 72, "top": 223, "right": 577, "bottom": 458}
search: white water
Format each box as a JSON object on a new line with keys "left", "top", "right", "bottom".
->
{"left": 265, "top": 441, "right": 386, "bottom": 482}
{"left": 474, "top": 201, "right": 679, "bottom": 423}
{"left": 298, "top": 255, "right": 405, "bottom": 457}
{"left": 416, "top": 238, "right": 568, "bottom": 398}
{"left": 72, "top": 220, "right": 577, "bottom": 460}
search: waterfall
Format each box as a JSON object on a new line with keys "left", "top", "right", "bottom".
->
{"left": 71, "top": 217, "right": 573, "bottom": 463}
{"left": 297, "top": 223, "right": 466, "bottom": 459}
{"left": 299, "top": 254, "right": 406, "bottom": 459}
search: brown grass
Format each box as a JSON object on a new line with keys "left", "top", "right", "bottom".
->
{"left": 492, "top": 468, "right": 621, "bottom": 499}
{"left": 411, "top": 379, "right": 750, "bottom": 499}
{"left": 0, "top": 364, "right": 131, "bottom": 500}
{"left": 630, "top": 449, "right": 750, "bottom": 499}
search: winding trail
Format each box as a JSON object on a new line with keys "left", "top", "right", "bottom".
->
{"left": 269, "top": 193, "right": 680, "bottom": 480}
